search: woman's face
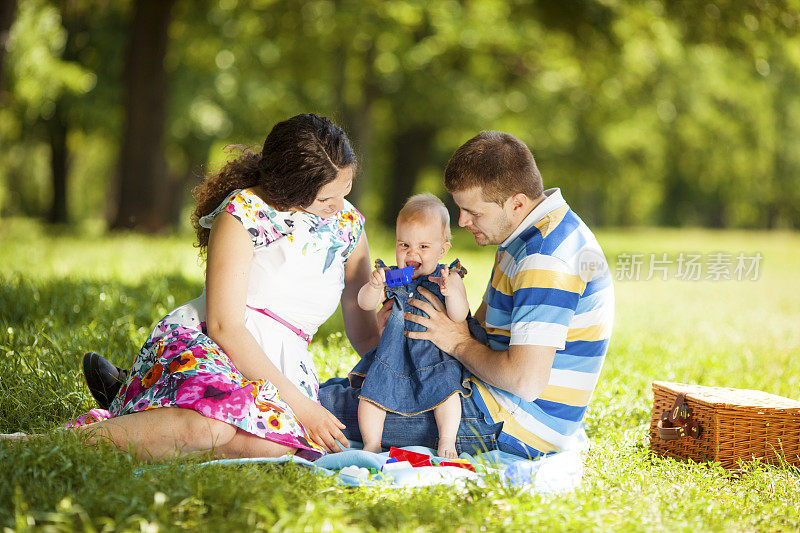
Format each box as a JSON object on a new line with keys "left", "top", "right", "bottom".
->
{"left": 303, "top": 166, "right": 354, "bottom": 218}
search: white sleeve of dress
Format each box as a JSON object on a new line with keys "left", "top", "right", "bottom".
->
{"left": 198, "top": 189, "right": 293, "bottom": 248}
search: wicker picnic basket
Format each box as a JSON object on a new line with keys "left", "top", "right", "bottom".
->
{"left": 649, "top": 381, "right": 800, "bottom": 469}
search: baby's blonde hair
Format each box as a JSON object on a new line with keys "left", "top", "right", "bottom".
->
{"left": 396, "top": 193, "right": 452, "bottom": 241}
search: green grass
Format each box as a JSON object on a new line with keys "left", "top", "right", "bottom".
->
{"left": 1, "top": 218, "right": 799, "bottom": 532}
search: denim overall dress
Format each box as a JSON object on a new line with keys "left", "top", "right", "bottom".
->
{"left": 349, "top": 260, "right": 481, "bottom": 415}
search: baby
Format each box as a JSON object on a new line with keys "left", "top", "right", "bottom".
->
{"left": 350, "top": 193, "right": 470, "bottom": 458}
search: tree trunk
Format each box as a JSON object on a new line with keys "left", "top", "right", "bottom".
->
{"left": 381, "top": 126, "right": 435, "bottom": 227}
{"left": 110, "top": 0, "right": 175, "bottom": 232}
{"left": 47, "top": 105, "right": 69, "bottom": 223}
{"left": 0, "top": 0, "right": 17, "bottom": 94}
{"left": 336, "top": 40, "right": 377, "bottom": 207}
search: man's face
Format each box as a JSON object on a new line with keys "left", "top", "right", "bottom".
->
{"left": 451, "top": 187, "right": 516, "bottom": 246}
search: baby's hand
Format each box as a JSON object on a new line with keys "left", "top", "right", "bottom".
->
{"left": 430, "top": 265, "right": 450, "bottom": 295}
{"left": 369, "top": 266, "right": 387, "bottom": 289}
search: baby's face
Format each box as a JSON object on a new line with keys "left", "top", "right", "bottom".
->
{"left": 395, "top": 218, "right": 450, "bottom": 278}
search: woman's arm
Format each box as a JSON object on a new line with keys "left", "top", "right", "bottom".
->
{"left": 205, "top": 212, "right": 292, "bottom": 383}
{"left": 342, "top": 233, "right": 381, "bottom": 356}
{"left": 204, "top": 212, "right": 348, "bottom": 452}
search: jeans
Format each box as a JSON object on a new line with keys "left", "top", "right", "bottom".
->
{"left": 319, "top": 376, "right": 523, "bottom": 457}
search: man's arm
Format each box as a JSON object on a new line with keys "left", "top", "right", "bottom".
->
{"left": 473, "top": 300, "right": 487, "bottom": 323}
{"left": 404, "top": 288, "right": 554, "bottom": 402}
{"left": 452, "top": 334, "right": 554, "bottom": 402}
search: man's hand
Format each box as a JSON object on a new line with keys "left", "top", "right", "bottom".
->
{"left": 404, "top": 287, "right": 472, "bottom": 354}
{"left": 406, "top": 290, "right": 555, "bottom": 402}
{"left": 377, "top": 300, "right": 392, "bottom": 335}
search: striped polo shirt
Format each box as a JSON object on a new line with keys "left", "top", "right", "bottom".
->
{"left": 471, "top": 188, "right": 614, "bottom": 457}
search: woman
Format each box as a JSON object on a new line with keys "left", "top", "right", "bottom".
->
{"left": 15, "top": 114, "right": 379, "bottom": 461}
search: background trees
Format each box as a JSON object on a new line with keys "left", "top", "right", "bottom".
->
{"left": 1, "top": 0, "right": 798, "bottom": 231}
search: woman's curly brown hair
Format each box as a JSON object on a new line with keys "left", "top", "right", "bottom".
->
{"left": 191, "top": 114, "right": 356, "bottom": 253}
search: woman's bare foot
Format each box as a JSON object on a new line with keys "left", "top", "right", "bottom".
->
{"left": 0, "top": 432, "right": 29, "bottom": 441}
{"left": 438, "top": 439, "right": 457, "bottom": 459}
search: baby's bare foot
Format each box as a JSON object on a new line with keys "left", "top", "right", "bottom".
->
{"left": 438, "top": 440, "right": 457, "bottom": 459}
{"left": 362, "top": 443, "right": 383, "bottom": 454}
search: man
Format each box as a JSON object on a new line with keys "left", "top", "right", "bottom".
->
{"left": 84, "top": 131, "right": 614, "bottom": 458}
{"left": 321, "top": 131, "right": 614, "bottom": 457}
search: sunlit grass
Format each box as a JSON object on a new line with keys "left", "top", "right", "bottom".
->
{"left": 1, "top": 219, "right": 799, "bottom": 531}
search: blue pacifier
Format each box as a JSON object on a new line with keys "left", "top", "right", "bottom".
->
{"left": 384, "top": 266, "right": 414, "bottom": 287}
{"left": 375, "top": 259, "right": 414, "bottom": 287}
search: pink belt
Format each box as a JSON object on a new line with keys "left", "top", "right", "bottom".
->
{"left": 246, "top": 305, "right": 312, "bottom": 343}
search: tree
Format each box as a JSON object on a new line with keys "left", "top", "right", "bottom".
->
{"left": 0, "top": 0, "right": 106, "bottom": 221}
{"left": 46, "top": 1, "right": 92, "bottom": 224}
{"left": 0, "top": 0, "right": 17, "bottom": 94}
{"left": 110, "top": 0, "right": 175, "bottom": 231}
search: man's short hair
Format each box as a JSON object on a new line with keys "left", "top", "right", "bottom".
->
{"left": 444, "top": 131, "right": 543, "bottom": 205}
{"left": 397, "top": 193, "right": 452, "bottom": 241}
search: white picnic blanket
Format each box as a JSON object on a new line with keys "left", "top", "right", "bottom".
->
{"left": 192, "top": 441, "right": 587, "bottom": 494}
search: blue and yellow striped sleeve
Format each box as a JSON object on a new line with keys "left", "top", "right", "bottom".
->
{"left": 509, "top": 255, "right": 585, "bottom": 349}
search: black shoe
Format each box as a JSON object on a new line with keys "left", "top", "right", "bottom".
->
{"left": 81, "top": 352, "right": 128, "bottom": 409}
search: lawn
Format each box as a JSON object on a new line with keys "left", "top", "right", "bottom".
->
{"left": 1, "top": 218, "right": 799, "bottom": 532}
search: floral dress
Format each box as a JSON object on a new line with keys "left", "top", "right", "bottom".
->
{"left": 74, "top": 189, "right": 364, "bottom": 459}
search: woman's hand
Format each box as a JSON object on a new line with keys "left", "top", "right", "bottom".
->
{"left": 292, "top": 397, "right": 350, "bottom": 453}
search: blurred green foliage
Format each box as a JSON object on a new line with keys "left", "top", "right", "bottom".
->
{"left": 1, "top": 0, "right": 799, "bottom": 229}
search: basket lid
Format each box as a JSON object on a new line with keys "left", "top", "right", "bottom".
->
{"left": 652, "top": 381, "right": 800, "bottom": 411}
